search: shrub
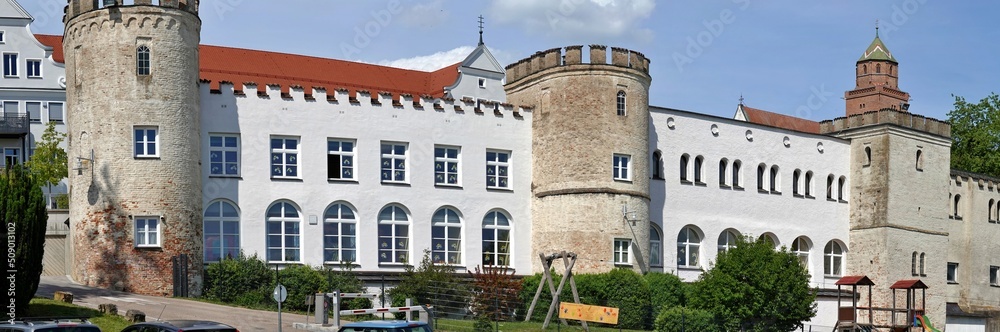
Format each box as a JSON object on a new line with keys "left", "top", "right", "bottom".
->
{"left": 598, "top": 268, "right": 651, "bottom": 330}
{"left": 1, "top": 166, "right": 48, "bottom": 318}
{"left": 645, "top": 272, "right": 688, "bottom": 318}
{"left": 653, "top": 306, "right": 717, "bottom": 332}
{"left": 203, "top": 253, "right": 272, "bottom": 307}
{"left": 277, "top": 264, "right": 325, "bottom": 311}
{"left": 321, "top": 266, "right": 369, "bottom": 310}
{"left": 468, "top": 265, "right": 522, "bottom": 321}
{"left": 389, "top": 250, "right": 467, "bottom": 318}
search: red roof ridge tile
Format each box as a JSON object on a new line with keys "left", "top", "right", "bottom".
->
{"left": 741, "top": 104, "right": 821, "bottom": 134}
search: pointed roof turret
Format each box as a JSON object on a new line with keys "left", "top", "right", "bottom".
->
{"left": 858, "top": 27, "right": 896, "bottom": 63}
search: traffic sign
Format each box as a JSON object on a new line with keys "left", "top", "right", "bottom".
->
{"left": 273, "top": 284, "right": 288, "bottom": 303}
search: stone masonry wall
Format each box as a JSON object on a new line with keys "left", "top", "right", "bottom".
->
{"left": 65, "top": 5, "right": 203, "bottom": 296}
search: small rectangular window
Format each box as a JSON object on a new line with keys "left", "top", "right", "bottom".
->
{"left": 380, "top": 142, "right": 408, "bottom": 183}
{"left": 947, "top": 262, "right": 959, "bottom": 284}
{"left": 2, "top": 148, "right": 19, "bottom": 168}
{"left": 613, "top": 239, "right": 631, "bottom": 265}
{"left": 486, "top": 150, "right": 511, "bottom": 190}
{"left": 25, "top": 102, "right": 40, "bottom": 123}
{"left": 209, "top": 134, "right": 240, "bottom": 176}
{"left": 434, "top": 145, "right": 460, "bottom": 186}
{"left": 613, "top": 154, "right": 631, "bottom": 181}
{"left": 135, "top": 216, "right": 161, "bottom": 248}
{"left": 3, "top": 53, "right": 17, "bottom": 77}
{"left": 478, "top": 78, "right": 485, "bottom": 88}
{"left": 0, "top": 31, "right": 5, "bottom": 44}
{"left": 134, "top": 126, "right": 159, "bottom": 158}
{"left": 48, "top": 102, "right": 64, "bottom": 123}
{"left": 26, "top": 59, "right": 41, "bottom": 78}
{"left": 328, "top": 139, "right": 356, "bottom": 180}
{"left": 2, "top": 101, "right": 18, "bottom": 116}
{"left": 270, "top": 136, "right": 300, "bottom": 178}
{"left": 991, "top": 266, "right": 999, "bottom": 286}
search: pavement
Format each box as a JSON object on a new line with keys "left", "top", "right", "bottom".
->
{"left": 37, "top": 275, "right": 317, "bottom": 332}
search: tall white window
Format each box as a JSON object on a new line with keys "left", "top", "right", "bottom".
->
{"left": 792, "top": 169, "right": 802, "bottom": 196}
{"left": 947, "top": 262, "right": 959, "bottom": 283}
{"left": 757, "top": 164, "right": 767, "bottom": 191}
{"left": 209, "top": 134, "right": 240, "bottom": 176}
{"left": 732, "top": 160, "right": 743, "bottom": 188}
{"left": 328, "top": 139, "right": 355, "bottom": 180}
{"left": 613, "top": 239, "right": 631, "bottom": 265}
{"left": 838, "top": 176, "right": 847, "bottom": 201}
{"left": 717, "top": 229, "right": 739, "bottom": 253}
{"left": 804, "top": 171, "right": 814, "bottom": 197}
{"left": 677, "top": 226, "right": 701, "bottom": 268}
{"left": 134, "top": 126, "right": 159, "bottom": 158}
{"left": 649, "top": 226, "right": 662, "bottom": 267}
{"left": 324, "top": 203, "right": 357, "bottom": 263}
{"left": 616, "top": 91, "right": 626, "bottom": 116}
{"left": 270, "top": 137, "right": 299, "bottom": 178}
{"left": 693, "top": 156, "right": 704, "bottom": 184}
{"left": 136, "top": 46, "right": 150, "bottom": 76}
{"left": 3, "top": 53, "right": 17, "bottom": 77}
{"left": 482, "top": 210, "right": 512, "bottom": 266}
{"left": 486, "top": 150, "right": 510, "bottom": 189}
{"left": 380, "top": 142, "right": 408, "bottom": 183}
{"left": 769, "top": 165, "right": 780, "bottom": 193}
{"left": 203, "top": 201, "right": 239, "bottom": 262}
{"left": 434, "top": 146, "right": 461, "bottom": 186}
{"left": 431, "top": 207, "right": 462, "bottom": 265}
{"left": 378, "top": 205, "right": 410, "bottom": 264}
{"left": 680, "top": 154, "right": 691, "bottom": 182}
{"left": 266, "top": 201, "right": 301, "bottom": 262}
{"left": 827, "top": 174, "right": 835, "bottom": 200}
{"left": 613, "top": 154, "right": 631, "bottom": 181}
{"left": 824, "top": 241, "right": 845, "bottom": 277}
{"left": 134, "top": 216, "right": 160, "bottom": 248}
{"left": 26, "top": 59, "right": 41, "bottom": 78}
{"left": 47, "top": 102, "right": 63, "bottom": 123}
{"left": 792, "top": 237, "right": 811, "bottom": 272}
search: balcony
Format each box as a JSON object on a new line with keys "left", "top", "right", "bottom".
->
{"left": 0, "top": 114, "right": 29, "bottom": 137}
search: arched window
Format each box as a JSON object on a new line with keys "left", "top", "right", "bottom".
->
{"left": 732, "top": 160, "right": 742, "bottom": 188}
{"left": 757, "top": 163, "right": 766, "bottom": 191}
{"left": 791, "top": 237, "right": 811, "bottom": 271}
{"left": 864, "top": 146, "right": 872, "bottom": 166}
{"left": 804, "top": 171, "right": 814, "bottom": 197}
{"left": 136, "top": 45, "right": 151, "bottom": 76}
{"left": 915, "top": 150, "right": 923, "bottom": 171}
{"left": 862, "top": 64, "right": 867, "bottom": 74}
{"left": 717, "top": 229, "right": 740, "bottom": 253}
{"left": 827, "top": 175, "right": 835, "bottom": 200}
{"left": 616, "top": 91, "right": 627, "bottom": 116}
{"left": 792, "top": 169, "right": 802, "bottom": 196}
{"left": 677, "top": 226, "right": 701, "bottom": 268}
{"left": 204, "top": 200, "right": 240, "bottom": 263}
{"left": 989, "top": 199, "right": 996, "bottom": 222}
{"left": 649, "top": 225, "right": 662, "bottom": 267}
{"left": 769, "top": 165, "right": 780, "bottom": 193}
{"left": 323, "top": 203, "right": 357, "bottom": 263}
{"left": 693, "top": 156, "right": 704, "bottom": 184}
{"left": 759, "top": 233, "right": 779, "bottom": 248}
{"left": 824, "top": 241, "right": 845, "bottom": 277}
{"left": 911, "top": 252, "right": 918, "bottom": 276}
{"left": 953, "top": 194, "right": 962, "bottom": 220}
{"left": 431, "top": 207, "right": 462, "bottom": 265}
{"left": 838, "top": 176, "right": 847, "bottom": 201}
{"left": 482, "top": 210, "right": 512, "bottom": 266}
{"left": 378, "top": 205, "right": 410, "bottom": 264}
{"left": 876, "top": 63, "right": 881, "bottom": 73}
{"left": 680, "top": 154, "right": 690, "bottom": 182}
{"left": 652, "top": 151, "right": 664, "bottom": 180}
{"left": 919, "top": 252, "right": 926, "bottom": 276}
{"left": 719, "top": 159, "right": 729, "bottom": 186}
{"left": 266, "top": 201, "right": 301, "bottom": 262}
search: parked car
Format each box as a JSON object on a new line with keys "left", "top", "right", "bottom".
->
{"left": 120, "top": 320, "right": 237, "bottom": 332}
{"left": 0, "top": 317, "right": 102, "bottom": 331}
{"left": 337, "top": 320, "right": 431, "bottom": 332}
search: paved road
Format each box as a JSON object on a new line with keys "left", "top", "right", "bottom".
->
{"left": 38, "top": 276, "right": 317, "bottom": 331}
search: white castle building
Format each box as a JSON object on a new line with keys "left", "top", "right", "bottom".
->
{"left": 2, "top": 0, "right": 998, "bottom": 330}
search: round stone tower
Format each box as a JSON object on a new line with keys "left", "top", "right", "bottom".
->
{"left": 63, "top": 0, "right": 203, "bottom": 296}
{"left": 505, "top": 45, "right": 652, "bottom": 273}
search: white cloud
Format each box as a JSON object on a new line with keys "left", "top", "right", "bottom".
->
{"left": 488, "top": 0, "right": 656, "bottom": 41}
{"left": 400, "top": 0, "right": 449, "bottom": 30}
{"left": 378, "top": 46, "right": 516, "bottom": 72}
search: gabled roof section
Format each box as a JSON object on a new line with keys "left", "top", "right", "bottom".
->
{"left": 734, "top": 103, "right": 821, "bottom": 134}
{"left": 859, "top": 33, "right": 896, "bottom": 63}
{"left": 889, "top": 279, "right": 927, "bottom": 289}
{"left": 835, "top": 275, "right": 875, "bottom": 286}
{"left": 459, "top": 43, "right": 505, "bottom": 74}
{"left": 33, "top": 34, "right": 462, "bottom": 97}
{"left": 0, "top": 0, "right": 33, "bottom": 21}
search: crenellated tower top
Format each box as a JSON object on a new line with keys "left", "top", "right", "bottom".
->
{"left": 504, "top": 45, "right": 650, "bottom": 85}
{"left": 64, "top": 0, "right": 199, "bottom": 23}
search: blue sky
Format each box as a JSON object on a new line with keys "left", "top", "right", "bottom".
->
{"left": 21, "top": 0, "right": 999, "bottom": 121}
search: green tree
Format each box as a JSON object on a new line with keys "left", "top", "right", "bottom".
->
{"left": 25, "top": 121, "right": 68, "bottom": 207}
{"left": 646, "top": 272, "right": 688, "bottom": 318}
{"left": 948, "top": 93, "right": 1000, "bottom": 178}
{"left": 688, "top": 236, "right": 816, "bottom": 331}
{"left": 1, "top": 166, "right": 48, "bottom": 318}
{"left": 653, "top": 306, "right": 716, "bottom": 332}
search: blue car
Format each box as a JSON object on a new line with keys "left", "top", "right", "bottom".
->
{"left": 337, "top": 320, "right": 431, "bottom": 332}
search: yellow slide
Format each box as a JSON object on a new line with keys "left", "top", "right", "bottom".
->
{"left": 915, "top": 315, "right": 941, "bottom": 332}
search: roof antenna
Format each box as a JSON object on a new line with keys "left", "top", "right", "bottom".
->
{"left": 739, "top": 94, "right": 745, "bottom": 105}
{"left": 875, "top": 19, "right": 879, "bottom": 37}
{"left": 478, "top": 15, "right": 485, "bottom": 45}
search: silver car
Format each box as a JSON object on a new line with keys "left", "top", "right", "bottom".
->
{"left": 0, "top": 317, "right": 102, "bottom": 332}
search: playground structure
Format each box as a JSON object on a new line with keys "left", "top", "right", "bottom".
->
{"left": 834, "top": 276, "right": 939, "bottom": 332}
{"left": 310, "top": 291, "right": 434, "bottom": 328}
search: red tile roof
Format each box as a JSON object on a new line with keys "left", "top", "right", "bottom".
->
{"left": 34, "top": 34, "right": 460, "bottom": 98}
{"left": 889, "top": 279, "right": 927, "bottom": 289}
{"left": 740, "top": 105, "right": 821, "bottom": 134}
{"left": 835, "top": 275, "right": 875, "bottom": 286}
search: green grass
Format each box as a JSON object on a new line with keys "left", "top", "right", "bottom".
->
{"left": 433, "top": 318, "right": 648, "bottom": 332}
{"left": 27, "top": 298, "right": 132, "bottom": 332}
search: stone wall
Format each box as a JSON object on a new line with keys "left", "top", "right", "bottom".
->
{"left": 65, "top": 5, "right": 203, "bottom": 296}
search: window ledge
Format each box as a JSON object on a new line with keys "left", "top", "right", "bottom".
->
{"left": 323, "top": 262, "right": 361, "bottom": 268}
{"left": 134, "top": 156, "right": 160, "bottom": 160}
{"left": 824, "top": 274, "right": 843, "bottom": 279}
{"left": 486, "top": 187, "right": 513, "bottom": 192}
{"left": 947, "top": 281, "right": 959, "bottom": 285}
{"left": 680, "top": 180, "right": 693, "bottom": 185}
{"left": 378, "top": 263, "right": 413, "bottom": 268}
{"left": 651, "top": 177, "right": 665, "bottom": 181}
{"left": 719, "top": 184, "right": 731, "bottom": 189}
{"left": 135, "top": 246, "right": 162, "bottom": 251}
{"left": 770, "top": 190, "right": 782, "bottom": 195}
{"left": 381, "top": 181, "right": 411, "bottom": 187}
{"left": 732, "top": 186, "right": 744, "bottom": 191}
{"left": 271, "top": 177, "right": 304, "bottom": 182}
{"left": 990, "top": 284, "right": 1000, "bottom": 288}
{"left": 614, "top": 263, "right": 632, "bottom": 267}
{"left": 954, "top": 216, "right": 963, "bottom": 221}
{"left": 694, "top": 181, "right": 707, "bottom": 187}
{"left": 328, "top": 178, "right": 358, "bottom": 183}
{"left": 793, "top": 193, "right": 804, "bottom": 198}
{"left": 838, "top": 199, "right": 848, "bottom": 204}
{"left": 677, "top": 266, "right": 702, "bottom": 271}
{"left": 435, "top": 184, "right": 464, "bottom": 189}
{"left": 805, "top": 195, "right": 815, "bottom": 199}
{"left": 614, "top": 179, "right": 633, "bottom": 183}
{"left": 209, "top": 175, "right": 242, "bottom": 180}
